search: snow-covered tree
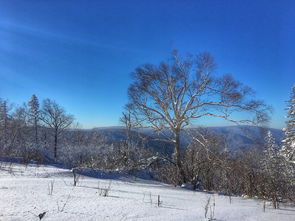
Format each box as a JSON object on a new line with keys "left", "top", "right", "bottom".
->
{"left": 41, "top": 99, "right": 74, "bottom": 159}
{"left": 0, "top": 99, "right": 10, "bottom": 149}
{"left": 125, "top": 51, "right": 270, "bottom": 183}
{"left": 28, "top": 94, "right": 40, "bottom": 144}
{"left": 281, "top": 85, "right": 295, "bottom": 164}
{"left": 260, "top": 131, "right": 281, "bottom": 208}
{"left": 260, "top": 130, "right": 295, "bottom": 207}
{"left": 261, "top": 131, "right": 278, "bottom": 173}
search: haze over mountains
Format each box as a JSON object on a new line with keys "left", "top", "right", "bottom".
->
{"left": 90, "top": 125, "right": 283, "bottom": 153}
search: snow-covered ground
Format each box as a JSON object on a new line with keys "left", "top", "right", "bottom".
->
{"left": 0, "top": 162, "right": 294, "bottom": 221}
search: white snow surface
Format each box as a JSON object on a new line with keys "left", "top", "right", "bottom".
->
{"left": 1, "top": 162, "right": 295, "bottom": 221}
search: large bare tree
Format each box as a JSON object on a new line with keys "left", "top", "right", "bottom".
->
{"left": 126, "top": 51, "right": 270, "bottom": 183}
{"left": 41, "top": 99, "right": 74, "bottom": 159}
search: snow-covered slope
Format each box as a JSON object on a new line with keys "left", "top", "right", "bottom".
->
{"left": 0, "top": 162, "right": 294, "bottom": 221}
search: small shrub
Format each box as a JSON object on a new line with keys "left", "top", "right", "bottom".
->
{"left": 204, "top": 196, "right": 216, "bottom": 221}
{"left": 48, "top": 180, "right": 55, "bottom": 195}
{"left": 98, "top": 181, "right": 112, "bottom": 197}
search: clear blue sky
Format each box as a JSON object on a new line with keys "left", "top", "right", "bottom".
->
{"left": 0, "top": 0, "right": 294, "bottom": 129}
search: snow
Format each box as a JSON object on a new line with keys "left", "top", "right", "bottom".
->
{"left": 1, "top": 162, "right": 295, "bottom": 221}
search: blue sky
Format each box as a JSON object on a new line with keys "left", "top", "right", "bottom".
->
{"left": 0, "top": 0, "right": 294, "bottom": 129}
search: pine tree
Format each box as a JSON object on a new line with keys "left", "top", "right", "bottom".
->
{"left": 261, "top": 131, "right": 282, "bottom": 208}
{"left": 261, "top": 131, "right": 277, "bottom": 176}
{"left": 281, "top": 85, "right": 295, "bottom": 164}
{"left": 0, "top": 99, "right": 9, "bottom": 147}
{"left": 280, "top": 85, "right": 295, "bottom": 202}
{"left": 28, "top": 94, "right": 40, "bottom": 145}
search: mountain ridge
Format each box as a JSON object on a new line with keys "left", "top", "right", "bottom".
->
{"left": 88, "top": 125, "right": 284, "bottom": 153}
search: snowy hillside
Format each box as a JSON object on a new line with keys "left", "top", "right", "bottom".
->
{"left": 1, "top": 162, "right": 294, "bottom": 221}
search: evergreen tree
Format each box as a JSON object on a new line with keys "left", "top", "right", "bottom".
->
{"left": 261, "top": 131, "right": 282, "bottom": 208}
{"left": 281, "top": 85, "right": 295, "bottom": 164}
{"left": 261, "top": 131, "right": 281, "bottom": 176}
{"left": 0, "top": 99, "right": 9, "bottom": 147}
{"left": 28, "top": 94, "right": 40, "bottom": 144}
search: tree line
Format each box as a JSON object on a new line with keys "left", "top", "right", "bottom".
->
{"left": 0, "top": 96, "right": 74, "bottom": 160}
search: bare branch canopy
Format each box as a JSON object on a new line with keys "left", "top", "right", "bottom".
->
{"left": 126, "top": 50, "right": 271, "bottom": 182}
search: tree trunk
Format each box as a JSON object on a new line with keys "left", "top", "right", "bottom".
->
{"left": 3, "top": 115, "right": 7, "bottom": 147}
{"left": 54, "top": 130, "right": 58, "bottom": 159}
{"left": 34, "top": 121, "right": 38, "bottom": 145}
{"left": 174, "top": 128, "right": 186, "bottom": 184}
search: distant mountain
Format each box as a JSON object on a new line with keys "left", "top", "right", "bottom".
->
{"left": 192, "top": 125, "right": 283, "bottom": 151}
{"left": 89, "top": 125, "right": 284, "bottom": 153}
